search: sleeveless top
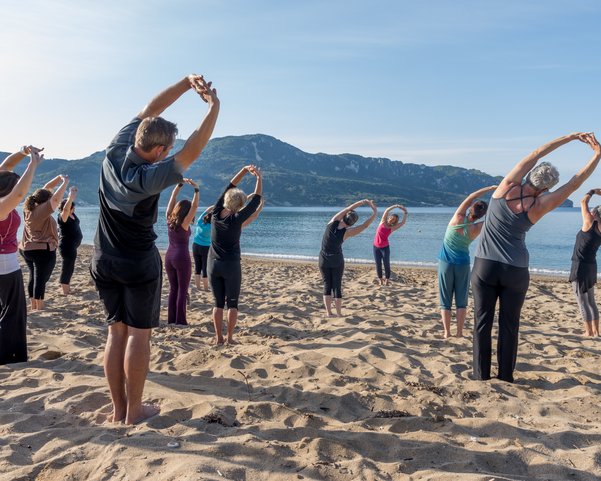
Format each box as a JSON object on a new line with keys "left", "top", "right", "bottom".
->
{"left": 319, "top": 220, "right": 346, "bottom": 267}
{"left": 58, "top": 214, "right": 83, "bottom": 253}
{"left": 373, "top": 224, "right": 392, "bottom": 248}
{"left": 569, "top": 220, "right": 601, "bottom": 292}
{"left": 475, "top": 188, "right": 534, "bottom": 268}
{"left": 193, "top": 209, "right": 212, "bottom": 246}
{"left": 166, "top": 225, "right": 191, "bottom": 259}
{"left": 0, "top": 209, "right": 21, "bottom": 275}
{"left": 438, "top": 221, "right": 477, "bottom": 265}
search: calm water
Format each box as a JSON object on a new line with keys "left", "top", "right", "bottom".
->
{"left": 56, "top": 206, "right": 583, "bottom": 276}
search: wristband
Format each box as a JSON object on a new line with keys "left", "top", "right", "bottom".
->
{"left": 177, "top": 183, "right": 183, "bottom": 188}
{"left": 588, "top": 190, "right": 595, "bottom": 196}
{"left": 194, "top": 188, "right": 199, "bottom": 193}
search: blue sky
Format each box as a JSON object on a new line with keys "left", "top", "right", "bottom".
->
{"left": 2, "top": 0, "right": 600, "bottom": 196}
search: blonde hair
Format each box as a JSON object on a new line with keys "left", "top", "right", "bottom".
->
{"left": 224, "top": 188, "right": 247, "bottom": 213}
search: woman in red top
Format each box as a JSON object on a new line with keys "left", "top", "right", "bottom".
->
{"left": 0, "top": 146, "right": 43, "bottom": 364}
{"left": 373, "top": 204, "right": 407, "bottom": 286}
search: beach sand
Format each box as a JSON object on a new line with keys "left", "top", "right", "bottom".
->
{"left": 1, "top": 245, "right": 600, "bottom": 481}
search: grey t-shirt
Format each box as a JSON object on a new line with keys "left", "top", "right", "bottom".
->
{"left": 94, "top": 118, "right": 183, "bottom": 258}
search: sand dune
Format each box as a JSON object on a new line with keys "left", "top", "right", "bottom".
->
{"left": 1, "top": 245, "right": 600, "bottom": 481}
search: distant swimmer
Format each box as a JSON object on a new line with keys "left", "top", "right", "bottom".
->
{"left": 319, "top": 199, "right": 377, "bottom": 317}
{"left": 569, "top": 188, "right": 601, "bottom": 337}
{"left": 90, "top": 74, "right": 219, "bottom": 424}
{"left": 0, "top": 146, "right": 43, "bottom": 365}
{"left": 437, "top": 186, "right": 495, "bottom": 339}
{"left": 207, "top": 165, "right": 263, "bottom": 346}
{"left": 165, "top": 178, "right": 199, "bottom": 326}
{"left": 373, "top": 204, "right": 407, "bottom": 286}
{"left": 472, "top": 132, "right": 601, "bottom": 384}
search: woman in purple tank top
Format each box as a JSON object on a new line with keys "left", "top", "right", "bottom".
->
{"left": 165, "top": 179, "right": 199, "bottom": 325}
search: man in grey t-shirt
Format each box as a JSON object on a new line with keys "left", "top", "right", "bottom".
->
{"left": 91, "top": 74, "right": 219, "bottom": 424}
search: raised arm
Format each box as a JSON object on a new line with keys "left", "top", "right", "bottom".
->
{"left": 182, "top": 179, "right": 200, "bottom": 230}
{"left": 0, "top": 145, "right": 42, "bottom": 172}
{"left": 329, "top": 199, "right": 369, "bottom": 224}
{"left": 60, "top": 186, "right": 78, "bottom": 223}
{"left": 579, "top": 189, "right": 600, "bottom": 229}
{"left": 495, "top": 133, "right": 585, "bottom": 198}
{"left": 250, "top": 165, "right": 262, "bottom": 196}
{"left": 530, "top": 133, "right": 601, "bottom": 222}
{"left": 380, "top": 205, "right": 398, "bottom": 225}
{"left": 137, "top": 76, "right": 193, "bottom": 120}
{"left": 166, "top": 183, "right": 182, "bottom": 219}
{"left": 230, "top": 165, "right": 255, "bottom": 186}
{"left": 174, "top": 75, "right": 220, "bottom": 170}
{"left": 344, "top": 200, "right": 378, "bottom": 240}
{"left": 242, "top": 196, "right": 265, "bottom": 228}
{"left": 50, "top": 175, "right": 69, "bottom": 211}
{"left": 0, "top": 148, "right": 42, "bottom": 219}
{"left": 43, "top": 175, "right": 63, "bottom": 191}
{"left": 391, "top": 205, "right": 408, "bottom": 232}
{"left": 452, "top": 185, "right": 497, "bottom": 222}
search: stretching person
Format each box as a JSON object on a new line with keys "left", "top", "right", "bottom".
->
{"left": 192, "top": 206, "right": 214, "bottom": 291}
{"left": 569, "top": 188, "right": 601, "bottom": 337}
{"left": 165, "top": 179, "right": 199, "bottom": 325}
{"left": 57, "top": 186, "right": 83, "bottom": 295}
{"left": 373, "top": 204, "right": 407, "bottom": 286}
{"left": 208, "top": 165, "right": 262, "bottom": 345}
{"left": 472, "top": 133, "right": 601, "bottom": 383}
{"left": 438, "top": 186, "right": 496, "bottom": 339}
{"left": 90, "top": 74, "right": 219, "bottom": 424}
{"left": 0, "top": 146, "right": 42, "bottom": 364}
{"left": 320, "top": 199, "right": 377, "bottom": 317}
{"left": 20, "top": 174, "right": 69, "bottom": 310}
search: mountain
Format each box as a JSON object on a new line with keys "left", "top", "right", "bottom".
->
{"left": 0, "top": 134, "right": 573, "bottom": 207}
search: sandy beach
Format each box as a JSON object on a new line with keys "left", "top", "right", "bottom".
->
{"left": 1, "top": 244, "right": 600, "bottom": 481}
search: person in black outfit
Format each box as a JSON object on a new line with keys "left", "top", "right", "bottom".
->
{"left": 569, "top": 188, "right": 601, "bottom": 337}
{"left": 58, "top": 186, "right": 83, "bottom": 295}
{"left": 208, "top": 164, "right": 262, "bottom": 345}
{"left": 319, "top": 199, "right": 377, "bottom": 317}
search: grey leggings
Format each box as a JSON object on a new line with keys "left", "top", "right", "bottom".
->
{"left": 572, "top": 282, "right": 599, "bottom": 322}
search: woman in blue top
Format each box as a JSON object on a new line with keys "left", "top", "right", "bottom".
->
{"left": 438, "top": 185, "right": 496, "bottom": 339}
{"left": 193, "top": 206, "right": 214, "bottom": 291}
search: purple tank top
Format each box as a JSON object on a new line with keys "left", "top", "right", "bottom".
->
{"left": 166, "top": 225, "right": 191, "bottom": 259}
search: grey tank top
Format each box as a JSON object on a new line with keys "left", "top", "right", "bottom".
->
{"left": 475, "top": 196, "right": 533, "bottom": 268}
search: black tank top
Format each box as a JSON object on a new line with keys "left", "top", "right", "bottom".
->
{"left": 319, "top": 220, "right": 346, "bottom": 267}
{"left": 571, "top": 221, "right": 601, "bottom": 264}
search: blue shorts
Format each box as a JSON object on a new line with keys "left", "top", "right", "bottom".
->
{"left": 438, "top": 260, "right": 470, "bottom": 310}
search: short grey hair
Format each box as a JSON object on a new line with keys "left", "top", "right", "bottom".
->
{"left": 525, "top": 162, "right": 559, "bottom": 191}
{"left": 592, "top": 205, "right": 601, "bottom": 219}
{"left": 224, "top": 188, "right": 247, "bottom": 213}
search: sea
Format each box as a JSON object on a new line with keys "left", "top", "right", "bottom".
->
{"left": 50, "top": 206, "right": 584, "bottom": 277}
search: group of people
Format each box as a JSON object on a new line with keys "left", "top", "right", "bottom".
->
{"left": 1, "top": 72, "right": 601, "bottom": 425}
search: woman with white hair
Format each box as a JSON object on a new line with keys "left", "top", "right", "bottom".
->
{"left": 208, "top": 164, "right": 262, "bottom": 345}
{"left": 569, "top": 189, "right": 601, "bottom": 337}
{"left": 472, "top": 132, "right": 601, "bottom": 383}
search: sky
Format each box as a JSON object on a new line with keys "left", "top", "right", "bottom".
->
{"left": 2, "top": 0, "right": 601, "bottom": 197}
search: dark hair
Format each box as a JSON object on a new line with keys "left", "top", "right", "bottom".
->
{"left": 59, "top": 199, "right": 75, "bottom": 212}
{"left": 343, "top": 210, "right": 359, "bottom": 226}
{"left": 168, "top": 199, "right": 191, "bottom": 230}
{"left": 24, "top": 188, "right": 52, "bottom": 212}
{"left": 135, "top": 116, "right": 178, "bottom": 153}
{"left": 203, "top": 211, "right": 212, "bottom": 224}
{"left": 387, "top": 213, "right": 399, "bottom": 227}
{"left": 471, "top": 200, "right": 488, "bottom": 220}
{"left": 0, "top": 171, "right": 20, "bottom": 198}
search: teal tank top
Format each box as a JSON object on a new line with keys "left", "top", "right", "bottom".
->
{"left": 438, "top": 222, "right": 476, "bottom": 265}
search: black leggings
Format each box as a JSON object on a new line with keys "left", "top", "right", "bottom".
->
{"left": 193, "top": 244, "right": 210, "bottom": 277}
{"left": 21, "top": 248, "right": 57, "bottom": 300}
{"left": 0, "top": 269, "right": 28, "bottom": 365}
{"left": 373, "top": 245, "right": 391, "bottom": 279}
{"left": 208, "top": 258, "right": 241, "bottom": 309}
{"left": 471, "top": 257, "right": 529, "bottom": 383}
{"left": 320, "top": 263, "right": 344, "bottom": 298}
{"left": 59, "top": 248, "right": 77, "bottom": 285}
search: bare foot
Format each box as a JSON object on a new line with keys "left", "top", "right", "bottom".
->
{"left": 384, "top": 279, "right": 390, "bottom": 286}
{"left": 110, "top": 407, "right": 126, "bottom": 423}
{"left": 125, "top": 403, "right": 160, "bottom": 425}
{"left": 455, "top": 332, "right": 464, "bottom": 338}
{"left": 212, "top": 338, "right": 225, "bottom": 346}
{"left": 226, "top": 338, "right": 238, "bottom": 345}
{"left": 443, "top": 331, "right": 452, "bottom": 339}
{"left": 325, "top": 311, "right": 334, "bottom": 318}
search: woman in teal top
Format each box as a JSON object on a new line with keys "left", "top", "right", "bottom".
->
{"left": 193, "top": 206, "right": 214, "bottom": 291}
{"left": 438, "top": 185, "right": 496, "bottom": 338}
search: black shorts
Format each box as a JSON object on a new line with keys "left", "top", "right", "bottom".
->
{"left": 90, "top": 249, "right": 162, "bottom": 329}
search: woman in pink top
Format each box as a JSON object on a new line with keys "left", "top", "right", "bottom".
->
{"left": 373, "top": 204, "right": 407, "bottom": 285}
{"left": 0, "top": 146, "right": 43, "bottom": 364}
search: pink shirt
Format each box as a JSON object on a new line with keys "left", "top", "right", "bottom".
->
{"left": 373, "top": 224, "right": 392, "bottom": 248}
{"left": 0, "top": 209, "right": 20, "bottom": 254}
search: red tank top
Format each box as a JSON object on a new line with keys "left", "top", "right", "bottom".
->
{"left": 0, "top": 209, "right": 20, "bottom": 254}
{"left": 373, "top": 224, "right": 392, "bottom": 248}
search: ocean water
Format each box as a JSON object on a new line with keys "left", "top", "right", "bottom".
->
{"left": 64, "top": 206, "right": 583, "bottom": 276}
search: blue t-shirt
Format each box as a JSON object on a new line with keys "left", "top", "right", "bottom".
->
{"left": 193, "top": 209, "right": 212, "bottom": 246}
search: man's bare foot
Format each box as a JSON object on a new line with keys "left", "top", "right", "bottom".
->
{"left": 125, "top": 403, "right": 160, "bottom": 425}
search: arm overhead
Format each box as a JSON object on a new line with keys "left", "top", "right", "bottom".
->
{"left": 174, "top": 75, "right": 220, "bottom": 171}
{"left": 451, "top": 185, "right": 497, "bottom": 224}
{"left": 579, "top": 189, "right": 599, "bottom": 229}
{"left": 50, "top": 175, "right": 70, "bottom": 211}
{"left": 182, "top": 179, "right": 200, "bottom": 230}
{"left": 43, "top": 175, "right": 63, "bottom": 191}
{"left": 242, "top": 196, "right": 265, "bottom": 228}
{"left": 329, "top": 199, "right": 369, "bottom": 224}
{"left": 137, "top": 76, "right": 192, "bottom": 120}
{"left": 0, "top": 148, "right": 43, "bottom": 219}
{"left": 391, "top": 204, "right": 408, "bottom": 232}
{"left": 0, "top": 145, "right": 42, "bottom": 172}
{"left": 60, "top": 186, "right": 78, "bottom": 223}
{"left": 344, "top": 200, "right": 378, "bottom": 240}
{"left": 166, "top": 183, "right": 183, "bottom": 219}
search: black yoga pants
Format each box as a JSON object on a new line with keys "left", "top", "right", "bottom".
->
{"left": 21, "top": 248, "right": 56, "bottom": 300}
{"left": 320, "top": 263, "right": 344, "bottom": 298}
